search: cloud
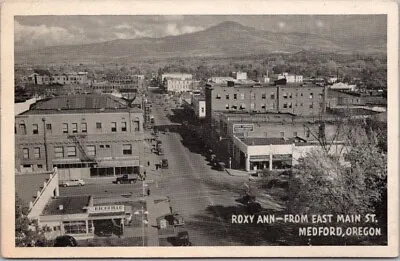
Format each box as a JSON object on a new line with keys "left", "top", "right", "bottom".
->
{"left": 14, "top": 20, "right": 88, "bottom": 49}
{"left": 165, "top": 23, "right": 204, "bottom": 36}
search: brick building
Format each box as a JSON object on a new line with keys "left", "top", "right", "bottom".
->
{"left": 15, "top": 94, "right": 144, "bottom": 180}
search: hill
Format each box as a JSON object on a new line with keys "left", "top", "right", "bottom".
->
{"left": 15, "top": 21, "right": 386, "bottom": 64}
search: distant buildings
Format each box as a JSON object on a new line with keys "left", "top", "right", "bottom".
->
{"left": 15, "top": 94, "right": 144, "bottom": 180}
{"left": 277, "top": 72, "right": 303, "bottom": 84}
{"left": 205, "top": 81, "right": 327, "bottom": 120}
{"left": 161, "top": 73, "right": 198, "bottom": 93}
{"left": 192, "top": 96, "right": 206, "bottom": 119}
{"left": 231, "top": 71, "right": 247, "bottom": 80}
{"left": 27, "top": 71, "right": 89, "bottom": 85}
{"left": 329, "top": 82, "right": 356, "bottom": 92}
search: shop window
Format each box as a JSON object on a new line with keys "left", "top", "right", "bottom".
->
{"left": 87, "top": 145, "right": 96, "bottom": 156}
{"left": 34, "top": 147, "right": 40, "bottom": 159}
{"left": 62, "top": 123, "right": 68, "bottom": 134}
{"left": 55, "top": 147, "right": 64, "bottom": 158}
{"left": 23, "top": 148, "right": 29, "bottom": 159}
{"left": 32, "top": 124, "right": 39, "bottom": 134}
{"left": 63, "top": 221, "right": 87, "bottom": 234}
{"left": 121, "top": 122, "right": 127, "bottom": 132}
{"left": 81, "top": 123, "right": 87, "bottom": 133}
{"left": 72, "top": 123, "right": 78, "bottom": 133}
{"left": 111, "top": 122, "right": 117, "bottom": 132}
{"left": 123, "top": 144, "right": 132, "bottom": 155}
{"left": 67, "top": 146, "right": 76, "bottom": 157}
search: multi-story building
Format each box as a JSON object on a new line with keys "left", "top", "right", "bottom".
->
{"left": 15, "top": 94, "right": 144, "bottom": 180}
{"left": 277, "top": 72, "right": 303, "bottom": 83}
{"left": 161, "top": 73, "right": 192, "bottom": 82}
{"left": 165, "top": 78, "right": 197, "bottom": 93}
{"left": 231, "top": 71, "right": 247, "bottom": 80}
{"left": 205, "top": 82, "right": 327, "bottom": 120}
{"left": 192, "top": 96, "right": 206, "bottom": 119}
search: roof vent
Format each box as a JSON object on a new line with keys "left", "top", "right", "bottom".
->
{"left": 58, "top": 205, "right": 64, "bottom": 211}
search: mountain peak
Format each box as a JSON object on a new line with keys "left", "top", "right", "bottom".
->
{"left": 206, "top": 21, "right": 254, "bottom": 32}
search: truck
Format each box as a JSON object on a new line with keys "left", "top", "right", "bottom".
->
{"left": 114, "top": 174, "right": 138, "bottom": 184}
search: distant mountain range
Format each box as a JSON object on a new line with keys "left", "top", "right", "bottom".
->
{"left": 15, "top": 21, "right": 386, "bottom": 64}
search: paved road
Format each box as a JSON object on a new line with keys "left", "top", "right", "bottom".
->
{"left": 148, "top": 92, "right": 278, "bottom": 246}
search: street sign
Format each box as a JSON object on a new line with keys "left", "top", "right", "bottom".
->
{"left": 88, "top": 205, "right": 125, "bottom": 214}
{"left": 233, "top": 124, "right": 254, "bottom": 133}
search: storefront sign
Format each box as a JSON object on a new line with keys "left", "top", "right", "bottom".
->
{"left": 233, "top": 124, "right": 254, "bottom": 133}
{"left": 88, "top": 205, "right": 125, "bottom": 214}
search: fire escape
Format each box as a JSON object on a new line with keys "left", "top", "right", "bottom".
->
{"left": 67, "top": 134, "right": 96, "bottom": 163}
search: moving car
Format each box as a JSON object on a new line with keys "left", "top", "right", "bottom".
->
{"left": 114, "top": 174, "right": 138, "bottom": 184}
{"left": 53, "top": 235, "right": 78, "bottom": 247}
{"left": 61, "top": 179, "right": 85, "bottom": 187}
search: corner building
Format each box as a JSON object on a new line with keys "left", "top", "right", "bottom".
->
{"left": 15, "top": 94, "right": 144, "bottom": 180}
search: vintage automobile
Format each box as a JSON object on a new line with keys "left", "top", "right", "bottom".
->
{"left": 53, "top": 235, "right": 78, "bottom": 247}
{"left": 161, "top": 159, "right": 169, "bottom": 169}
{"left": 60, "top": 179, "right": 85, "bottom": 187}
{"left": 172, "top": 231, "right": 192, "bottom": 246}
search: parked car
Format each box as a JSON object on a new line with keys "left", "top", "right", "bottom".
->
{"left": 61, "top": 179, "right": 85, "bottom": 187}
{"left": 171, "top": 231, "right": 192, "bottom": 246}
{"left": 161, "top": 159, "right": 169, "bottom": 169}
{"left": 114, "top": 174, "right": 138, "bottom": 184}
{"left": 53, "top": 235, "right": 77, "bottom": 247}
{"left": 216, "top": 162, "right": 225, "bottom": 171}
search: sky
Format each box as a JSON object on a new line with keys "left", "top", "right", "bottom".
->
{"left": 15, "top": 15, "right": 386, "bottom": 51}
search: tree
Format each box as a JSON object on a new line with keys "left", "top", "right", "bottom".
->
{"left": 15, "top": 194, "right": 45, "bottom": 247}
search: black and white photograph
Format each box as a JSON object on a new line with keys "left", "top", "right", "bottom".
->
{"left": 1, "top": 0, "right": 398, "bottom": 258}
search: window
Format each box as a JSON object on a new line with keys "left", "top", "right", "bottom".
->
{"left": 283, "top": 93, "right": 288, "bottom": 99}
{"left": 201, "top": 107, "right": 205, "bottom": 113}
{"left": 240, "top": 93, "right": 245, "bottom": 100}
{"left": 121, "top": 122, "right": 127, "bottom": 132}
{"left": 280, "top": 131, "right": 285, "bottom": 138}
{"left": 63, "top": 221, "right": 87, "bottom": 234}
{"left": 283, "top": 103, "right": 288, "bottom": 108}
{"left": 87, "top": 145, "right": 96, "bottom": 156}
{"left": 216, "top": 94, "right": 221, "bottom": 99}
{"left": 81, "top": 123, "right": 87, "bottom": 133}
{"left": 270, "top": 93, "right": 275, "bottom": 99}
{"left": 62, "top": 123, "right": 68, "bottom": 134}
{"left": 37, "top": 164, "right": 43, "bottom": 169}
{"left": 34, "top": 147, "right": 40, "bottom": 159}
{"left": 262, "top": 93, "right": 266, "bottom": 99}
{"left": 123, "top": 144, "right": 132, "bottom": 155}
{"left": 46, "top": 123, "right": 52, "bottom": 132}
{"left": 111, "top": 122, "right": 117, "bottom": 132}
{"left": 72, "top": 123, "right": 78, "bottom": 133}
{"left": 99, "top": 145, "right": 104, "bottom": 148}
{"left": 32, "top": 124, "right": 39, "bottom": 134}
{"left": 54, "top": 147, "right": 64, "bottom": 158}
{"left": 67, "top": 146, "right": 76, "bottom": 157}
{"left": 310, "top": 93, "right": 313, "bottom": 99}
{"left": 289, "top": 93, "right": 292, "bottom": 99}
{"left": 310, "top": 103, "right": 314, "bottom": 109}
{"left": 19, "top": 124, "right": 26, "bottom": 135}
{"left": 105, "top": 145, "right": 110, "bottom": 148}
{"left": 225, "top": 104, "right": 229, "bottom": 109}
{"left": 233, "top": 94, "right": 237, "bottom": 100}
{"left": 226, "top": 94, "right": 230, "bottom": 100}
{"left": 96, "top": 122, "right": 102, "bottom": 129}
{"left": 23, "top": 148, "right": 29, "bottom": 159}
{"left": 134, "top": 121, "right": 140, "bottom": 131}
{"left": 289, "top": 103, "right": 292, "bottom": 108}
{"left": 300, "top": 93, "right": 303, "bottom": 97}
{"left": 319, "top": 93, "right": 324, "bottom": 99}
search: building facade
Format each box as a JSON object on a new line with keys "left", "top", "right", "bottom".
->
{"left": 192, "top": 96, "right": 206, "bottom": 119}
{"left": 15, "top": 94, "right": 144, "bottom": 180}
{"left": 205, "top": 82, "right": 327, "bottom": 120}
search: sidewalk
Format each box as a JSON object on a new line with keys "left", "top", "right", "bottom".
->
{"left": 225, "top": 168, "right": 254, "bottom": 177}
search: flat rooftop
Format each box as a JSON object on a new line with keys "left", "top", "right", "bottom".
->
{"left": 41, "top": 196, "right": 91, "bottom": 216}
{"left": 19, "top": 94, "right": 142, "bottom": 115}
{"left": 15, "top": 172, "right": 53, "bottom": 206}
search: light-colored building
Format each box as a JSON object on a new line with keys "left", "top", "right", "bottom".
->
{"left": 166, "top": 78, "right": 196, "bottom": 93}
{"left": 232, "top": 136, "right": 348, "bottom": 171}
{"left": 329, "top": 82, "right": 356, "bottom": 92}
{"left": 232, "top": 71, "right": 247, "bottom": 80}
{"left": 278, "top": 73, "right": 303, "bottom": 83}
{"left": 15, "top": 94, "right": 145, "bottom": 180}
{"left": 209, "top": 77, "right": 235, "bottom": 84}
{"left": 161, "top": 73, "right": 192, "bottom": 82}
{"left": 192, "top": 96, "right": 206, "bottom": 119}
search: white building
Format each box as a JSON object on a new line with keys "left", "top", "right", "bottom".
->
{"left": 232, "top": 71, "right": 247, "bottom": 80}
{"left": 192, "top": 96, "right": 206, "bottom": 119}
{"left": 166, "top": 78, "right": 195, "bottom": 92}
{"left": 161, "top": 73, "right": 192, "bottom": 82}
{"left": 278, "top": 72, "right": 303, "bottom": 83}
{"left": 330, "top": 82, "right": 357, "bottom": 92}
{"left": 209, "top": 77, "right": 235, "bottom": 84}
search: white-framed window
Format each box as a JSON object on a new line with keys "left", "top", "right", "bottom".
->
{"left": 34, "top": 147, "right": 40, "bottom": 159}
{"left": 67, "top": 146, "right": 76, "bottom": 157}
{"left": 81, "top": 123, "right": 87, "bottom": 133}
{"left": 72, "top": 123, "right": 78, "bottom": 133}
{"left": 32, "top": 124, "right": 39, "bottom": 134}
{"left": 240, "top": 93, "right": 245, "bottom": 100}
{"left": 62, "top": 123, "right": 68, "bottom": 134}
{"left": 87, "top": 145, "right": 96, "bottom": 156}
{"left": 23, "top": 148, "right": 29, "bottom": 159}
{"left": 121, "top": 122, "right": 127, "bottom": 132}
{"left": 54, "top": 147, "right": 64, "bottom": 158}
{"left": 111, "top": 122, "right": 117, "bottom": 132}
{"left": 123, "top": 144, "right": 132, "bottom": 155}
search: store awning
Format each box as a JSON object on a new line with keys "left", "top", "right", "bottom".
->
{"left": 97, "top": 159, "right": 139, "bottom": 168}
